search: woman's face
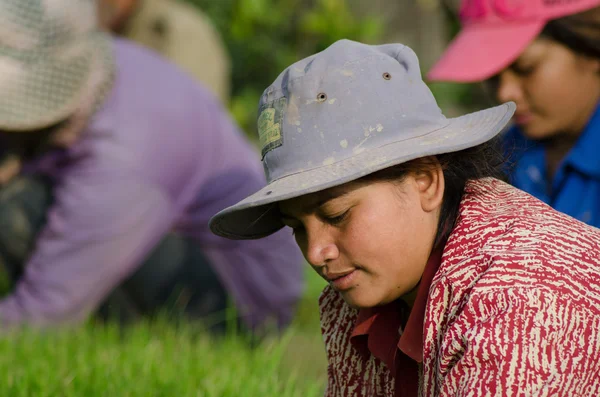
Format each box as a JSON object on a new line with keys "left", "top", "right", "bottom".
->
{"left": 492, "top": 38, "right": 600, "bottom": 140}
{"left": 278, "top": 167, "right": 444, "bottom": 309}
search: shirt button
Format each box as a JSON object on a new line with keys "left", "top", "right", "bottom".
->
{"left": 527, "top": 165, "right": 542, "bottom": 183}
{"left": 581, "top": 211, "right": 592, "bottom": 223}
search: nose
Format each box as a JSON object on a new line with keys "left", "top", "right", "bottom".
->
{"left": 496, "top": 71, "right": 523, "bottom": 105}
{"left": 303, "top": 224, "right": 340, "bottom": 268}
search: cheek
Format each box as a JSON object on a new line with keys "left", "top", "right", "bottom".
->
{"left": 342, "top": 205, "right": 409, "bottom": 260}
{"left": 526, "top": 60, "right": 596, "bottom": 123}
{"left": 342, "top": 201, "right": 427, "bottom": 293}
{"left": 520, "top": 75, "right": 574, "bottom": 137}
{"left": 526, "top": 66, "right": 572, "bottom": 112}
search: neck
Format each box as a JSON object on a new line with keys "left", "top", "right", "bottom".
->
{"left": 544, "top": 133, "right": 578, "bottom": 181}
{"left": 545, "top": 97, "right": 600, "bottom": 179}
{"left": 568, "top": 90, "right": 600, "bottom": 137}
{"left": 545, "top": 132, "right": 579, "bottom": 154}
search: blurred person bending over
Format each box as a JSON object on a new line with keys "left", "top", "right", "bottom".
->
{"left": 429, "top": 0, "right": 600, "bottom": 228}
{"left": 0, "top": 0, "right": 303, "bottom": 333}
{"left": 98, "top": 0, "right": 231, "bottom": 104}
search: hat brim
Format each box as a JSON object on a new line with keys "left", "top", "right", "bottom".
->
{"left": 427, "top": 21, "right": 544, "bottom": 83}
{"left": 210, "top": 102, "right": 516, "bottom": 240}
{"left": 0, "top": 33, "right": 113, "bottom": 131}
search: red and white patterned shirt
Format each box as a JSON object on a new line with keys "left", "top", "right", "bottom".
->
{"left": 319, "top": 178, "right": 600, "bottom": 396}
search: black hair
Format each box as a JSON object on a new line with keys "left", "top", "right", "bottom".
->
{"left": 541, "top": 6, "right": 600, "bottom": 60}
{"left": 358, "top": 135, "right": 506, "bottom": 250}
{"left": 0, "top": 118, "right": 70, "bottom": 163}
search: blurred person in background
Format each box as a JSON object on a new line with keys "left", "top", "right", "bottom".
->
{"left": 429, "top": 0, "right": 600, "bottom": 228}
{"left": 98, "top": 0, "right": 231, "bottom": 104}
{"left": 0, "top": 0, "right": 303, "bottom": 334}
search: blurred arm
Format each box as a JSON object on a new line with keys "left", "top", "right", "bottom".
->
{"left": 0, "top": 169, "right": 174, "bottom": 328}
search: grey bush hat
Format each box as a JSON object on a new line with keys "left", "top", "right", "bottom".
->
{"left": 0, "top": 0, "right": 115, "bottom": 131}
{"left": 210, "top": 39, "right": 515, "bottom": 240}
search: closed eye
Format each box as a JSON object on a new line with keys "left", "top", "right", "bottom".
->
{"left": 322, "top": 209, "right": 349, "bottom": 226}
{"left": 511, "top": 63, "right": 536, "bottom": 77}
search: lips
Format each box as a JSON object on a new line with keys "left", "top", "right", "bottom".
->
{"left": 326, "top": 269, "right": 358, "bottom": 291}
{"left": 325, "top": 269, "right": 355, "bottom": 281}
{"left": 514, "top": 111, "right": 534, "bottom": 125}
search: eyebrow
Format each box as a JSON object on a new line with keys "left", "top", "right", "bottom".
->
{"left": 279, "top": 189, "right": 351, "bottom": 219}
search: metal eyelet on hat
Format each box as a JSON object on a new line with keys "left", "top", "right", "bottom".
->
{"left": 265, "top": 191, "right": 273, "bottom": 196}
{"left": 383, "top": 72, "right": 392, "bottom": 80}
{"left": 316, "top": 92, "right": 328, "bottom": 102}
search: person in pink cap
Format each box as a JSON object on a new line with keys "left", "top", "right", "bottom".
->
{"left": 429, "top": 0, "right": 600, "bottom": 228}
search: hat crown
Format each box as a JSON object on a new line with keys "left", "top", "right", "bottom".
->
{"left": 258, "top": 39, "right": 447, "bottom": 183}
{"left": 0, "top": 0, "right": 112, "bottom": 131}
{"left": 0, "top": 0, "right": 97, "bottom": 54}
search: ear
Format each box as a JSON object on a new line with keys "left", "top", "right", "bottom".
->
{"left": 412, "top": 157, "right": 445, "bottom": 213}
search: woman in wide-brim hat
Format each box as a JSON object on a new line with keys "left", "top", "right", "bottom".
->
{"left": 429, "top": 0, "right": 600, "bottom": 229}
{"left": 210, "top": 39, "right": 600, "bottom": 396}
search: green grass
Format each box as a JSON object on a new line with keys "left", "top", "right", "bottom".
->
{"left": 0, "top": 268, "right": 329, "bottom": 397}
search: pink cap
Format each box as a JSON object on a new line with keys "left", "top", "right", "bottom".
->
{"left": 428, "top": 0, "right": 600, "bottom": 82}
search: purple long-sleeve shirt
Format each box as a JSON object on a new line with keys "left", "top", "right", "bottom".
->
{"left": 0, "top": 39, "right": 304, "bottom": 329}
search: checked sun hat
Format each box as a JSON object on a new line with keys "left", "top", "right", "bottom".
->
{"left": 428, "top": 0, "right": 600, "bottom": 82}
{"left": 209, "top": 40, "right": 516, "bottom": 240}
{"left": 0, "top": 0, "right": 115, "bottom": 131}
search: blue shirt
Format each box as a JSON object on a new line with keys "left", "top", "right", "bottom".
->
{"left": 505, "top": 102, "right": 600, "bottom": 227}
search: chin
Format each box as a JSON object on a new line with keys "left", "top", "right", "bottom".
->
{"left": 340, "top": 288, "right": 389, "bottom": 310}
{"left": 340, "top": 291, "right": 374, "bottom": 310}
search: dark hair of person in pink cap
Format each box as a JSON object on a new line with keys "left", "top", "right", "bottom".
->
{"left": 430, "top": 0, "right": 600, "bottom": 230}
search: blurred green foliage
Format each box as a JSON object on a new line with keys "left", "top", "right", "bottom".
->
{"left": 185, "top": 0, "right": 384, "bottom": 139}
{"left": 0, "top": 321, "right": 326, "bottom": 396}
